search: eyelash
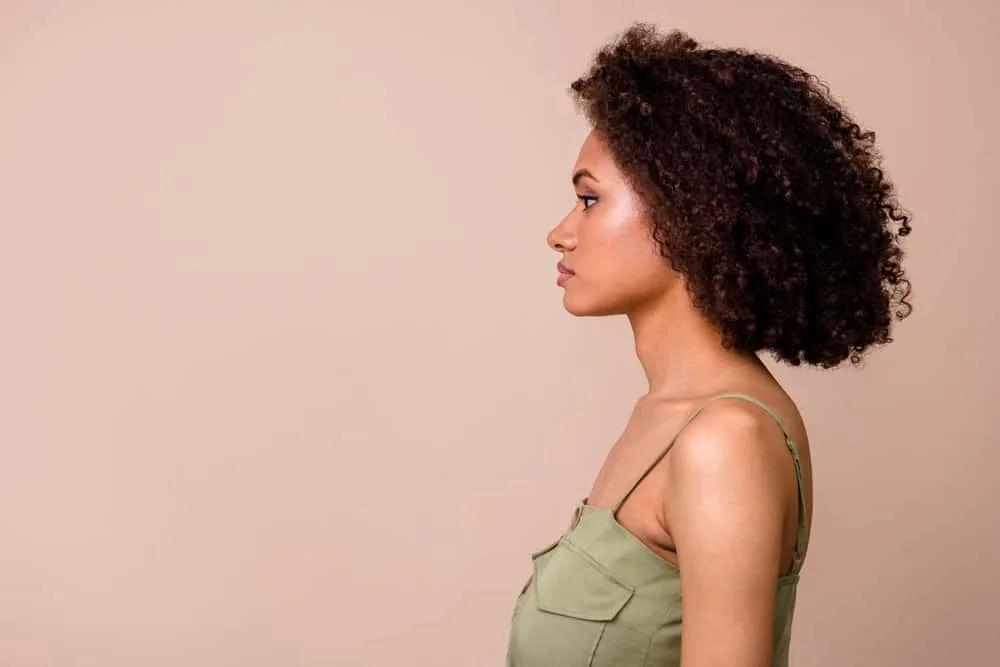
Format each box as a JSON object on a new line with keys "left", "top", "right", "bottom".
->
{"left": 577, "top": 194, "right": 598, "bottom": 210}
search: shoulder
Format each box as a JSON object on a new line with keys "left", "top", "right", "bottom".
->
{"left": 658, "top": 396, "right": 804, "bottom": 663}
{"left": 668, "top": 397, "right": 792, "bottom": 479}
{"left": 663, "top": 397, "right": 796, "bottom": 533}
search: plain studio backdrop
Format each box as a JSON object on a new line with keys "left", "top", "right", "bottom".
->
{"left": 0, "top": 1, "right": 997, "bottom": 665}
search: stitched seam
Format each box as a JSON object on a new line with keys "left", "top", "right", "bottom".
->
{"left": 560, "top": 537, "right": 636, "bottom": 593}
{"left": 587, "top": 622, "right": 608, "bottom": 666}
{"left": 640, "top": 627, "right": 655, "bottom": 667}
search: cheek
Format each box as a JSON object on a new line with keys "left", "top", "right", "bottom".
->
{"left": 573, "top": 232, "right": 672, "bottom": 310}
{"left": 596, "top": 216, "right": 665, "bottom": 279}
{"left": 593, "top": 195, "right": 660, "bottom": 260}
{"left": 617, "top": 249, "right": 673, "bottom": 297}
{"left": 597, "top": 203, "right": 642, "bottom": 240}
{"left": 572, "top": 196, "right": 670, "bottom": 289}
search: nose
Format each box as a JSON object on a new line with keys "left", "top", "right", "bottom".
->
{"left": 547, "top": 212, "right": 576, "bottom": 253}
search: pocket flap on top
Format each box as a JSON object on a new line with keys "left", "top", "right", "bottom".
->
{"left": 532, "top": 540, "right": 634, "bottom": 621}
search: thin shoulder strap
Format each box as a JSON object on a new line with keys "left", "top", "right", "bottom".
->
{"left": 611, "top": 393, "right": 809, "bottom": 574}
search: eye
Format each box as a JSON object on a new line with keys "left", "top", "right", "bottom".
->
{"left": 577, "top": 194, "right": 598, "bottom": 210}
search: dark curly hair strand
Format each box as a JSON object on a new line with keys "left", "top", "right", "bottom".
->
{"left": 569, "top": 23, "right": 912, "bottom": 368}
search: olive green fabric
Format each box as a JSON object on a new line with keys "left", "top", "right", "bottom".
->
{"left": 506, "top": 393, "right": 808, "bottom": 666}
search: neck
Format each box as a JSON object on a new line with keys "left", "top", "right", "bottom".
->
{"left": 627, "top": 288, "right": 765, "bottom": 398}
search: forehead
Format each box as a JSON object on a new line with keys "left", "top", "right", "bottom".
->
{"left": 573, "top": 130, "right": 619, "bottom": 178}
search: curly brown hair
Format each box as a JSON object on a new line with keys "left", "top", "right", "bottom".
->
{"left": 569, "top": 23, "right": 912, "bottom": 368}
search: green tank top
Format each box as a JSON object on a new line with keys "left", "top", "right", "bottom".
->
{"left": 506, "top": 393, "right": 809, "bottom": 667}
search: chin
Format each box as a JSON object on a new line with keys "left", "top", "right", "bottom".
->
{"left": 562, "top": 291, "right": 624, "bottom": 317}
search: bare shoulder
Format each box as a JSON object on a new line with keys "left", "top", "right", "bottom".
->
{"left": 661, "top": 393, "right": 810, "bottom": 570}
{"left": 651, "top": 393, "right": 813, "bottom": 666}
{"left": 667, "top": 397, "right": 796, "bottom": 477}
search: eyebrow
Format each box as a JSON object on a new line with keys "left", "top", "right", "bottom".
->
{"left": 572, "top": 168, "right": 598, "bottom": 187}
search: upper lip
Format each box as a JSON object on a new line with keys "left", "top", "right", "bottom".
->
{"left": 557, "top": 262, "right": 575, "bottom": 275}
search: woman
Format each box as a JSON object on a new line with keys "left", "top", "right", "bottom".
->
{"left": 506, "top": 23, "right": 912, "bottom": 667}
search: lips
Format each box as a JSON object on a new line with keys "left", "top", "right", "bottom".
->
{"left": 556, "top": 262, "right": 575, "bottom": 287}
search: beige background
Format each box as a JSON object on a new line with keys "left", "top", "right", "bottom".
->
{"left": 1, "top": 1, "right": 997, "bottom": 665}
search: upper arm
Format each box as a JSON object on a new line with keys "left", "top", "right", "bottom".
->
{"left": 663, "top": 402, "right": 794, "bottom": 667}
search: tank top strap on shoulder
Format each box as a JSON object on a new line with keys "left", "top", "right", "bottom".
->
{"left": 610, "top": 393, "right": 809, "bottom": 574}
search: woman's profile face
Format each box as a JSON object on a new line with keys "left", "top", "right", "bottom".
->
{"left": 547, "top": 130, "right": 680, "bottom": 317}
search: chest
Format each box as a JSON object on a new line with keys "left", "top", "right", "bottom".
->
{"left": 507, "top": 507, "right": 683, "bottom": 667}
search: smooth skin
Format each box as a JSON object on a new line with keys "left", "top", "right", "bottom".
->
{"left": 546, "top": 130, "right": 814, "bottom": 667}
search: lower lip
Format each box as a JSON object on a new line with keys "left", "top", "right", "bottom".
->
{"left": 557, "top": 272, "right": 575, "bottom": 287}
